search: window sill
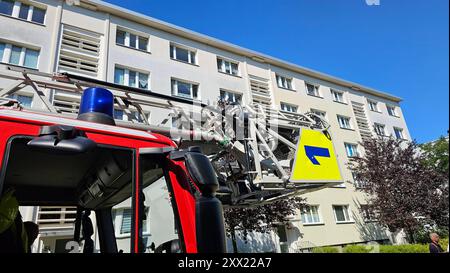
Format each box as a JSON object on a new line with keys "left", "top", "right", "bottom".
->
{"left": 113, "top": 82, "right": 150, "bottom": 91}
{"left": 306, "top": 94, "right": 324, "bottom": 99}
{"left": 0, "top": 13, "right": 45, "bottom": 27}
{"left": 0, "top": 62, "right": 38, "bottom": 71}
{"left": 339, "top": 127, "right": 355, "bottom": 131}
{"left": 277, "top": 86, "right": 296, "bottom": 92}
{"left": 388, "top": 114, "right": 401, "bottom": 118}
{"left": 370, "top": 109, "right": 382, "bottom": 114}
{"left": 170, "top": 58, "right": 199, "bottom": 67}
{"left": 336, "top": 221, "right": 355, "bottom": 225}
{"left": 115, "top": 232, "right": 151, "bottom": 239}
{"left": 302, "top": 222, "right": 325, "bottom": 226}
{"left": 217, "top": 70, "right": 242, "bottom": 78}
{"left": 333, "top": 100, "right": 348, "bottom": 105}
{"left": 116, "top": 43, "right": 151, "bottom": 54}
{"left": 173, "top": 94, "right": 201, "bottom": 102}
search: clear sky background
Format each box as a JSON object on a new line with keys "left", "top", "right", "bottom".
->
{"left": 105, "top": 0, "right": 449, "bottom": 143}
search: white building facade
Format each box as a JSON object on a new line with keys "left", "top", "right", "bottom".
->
{"left": 0, "top": 0, "right": 411, "bottom": 253}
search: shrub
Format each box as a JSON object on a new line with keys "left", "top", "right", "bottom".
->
{"left": 343, "top": 245, "right": 372, "bottom": 253}
{"left": 439, "top": 238, "right": 448, "bottom": 251}
{"left": 312, "top": 246, "right": 340, "bottom": 253}
{"left": 379, "top": 244, "right": 428, "bottom": 253}
{"left": 312, "top": 239, "right": 449, "bottom": 253}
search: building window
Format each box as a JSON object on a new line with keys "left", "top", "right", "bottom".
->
{"left": 217, "top": 57, "right": 239, "bottom": 76}
{"left": 331, "top": 89, "right": 345, "bottom": 103}
{"left": 300, "top": 206, "right": 322, "bottom": 224}
{"left": 8, "top": 94, "right": 33, "bottom": 108}
{"left": 0, "top": 1, "right": 46, "bottom": 24}
{"left": 387, "top": 105, "right": 398, "bottom": 117}
{"left": 170, "top": 44, "right": 196, "bottom": 65}
{"left": 276, "top": 75, "right": 293, "bottom": 90}
{"left": 337, "top": 115, "right": 352, "bottom": 129}
{"left": 394, "top": 127, "right": 404, "bottom": 140}
{"left": 310, "top": 109, "right": 327, "bottom": 120}
{"left": 0, "top": 42, "right": 39, "bottom": 69}
{"left": 31, "top": 6, "right": 45, "bottom": 24}
{"left": 0, "top": 43, "right": 4, "bottom": 60}
{"left": 333, "top": 205, "right": 352, "bottom": 223}
{"left": 0, "top": 0, "right": 14, "bottom": 16}
{"left": 116, "top": 28, "right": 149, "bottom": 51}
{"left": 360, "top": 205, "right": 377, "bottom": 222}
{"left": 352, "top": 172, "right": 366, "bottom": 189}
{"left": 114, "top": 108, "right": 150, "bottom": 123}
{"left": 368, "top": 100, "right": 379, "bottom": 112}
{"left": 18, "top": 3, "right": 29, "bottom": 20}
{"left": 344, "top": 143, "right": 359, "bottom": 157}
{"left": 374, "top": 123, "right": 386, "bottom": 136}
{"left": 9, "top": 45, "right": 21, "bottom": 65}
{"left": 305, "top": 83, "right": 320, "bottom": 97}
{"left": 171, "top": 78, "right": 199, "bottom": 99}
{"left": 280, "top": 102, "right": 298, "bottom": 113}
{"left": 220, "top": 89, "right": 242, "bottom": 103}
{"left": 120, "top": 208, "right": 132, "bottom": 234}
{"left": 114, "top": 66, "right": 149, "bottom": 89}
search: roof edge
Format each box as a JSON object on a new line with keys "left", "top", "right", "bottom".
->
{"left": 83, "top": 0, "right": 403, "bottom": 103}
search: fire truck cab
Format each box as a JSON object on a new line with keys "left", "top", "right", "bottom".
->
{"left": 0, "top": 87, "right": 226, "bottom": 253}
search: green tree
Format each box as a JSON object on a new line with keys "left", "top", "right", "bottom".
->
{"left": 223, "top": 197, "right": 306, "bottom": 253}
{"left": 420, "top": 134, "right": 449, "bottom": 232}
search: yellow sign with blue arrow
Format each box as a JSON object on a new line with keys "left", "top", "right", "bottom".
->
{"left": 290, "top": 129, "right": 342, "bottom": 183}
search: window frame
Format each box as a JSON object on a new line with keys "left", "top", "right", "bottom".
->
{"left": 331, "top": 89, "right": 346, "bottom": 104}
{"left": 0, "top": 0, "right": 46, "bottom": 25}
{"left": 300, "top": 205, "right": 323, "bottom": 225}
{"left": 332, "top": 205, "right": 353, "bottom": 224}
{"left": 280, "top": 102, "right": 298, "bottom": 113}
{"left": 305, "top": 82, "right": 321, "bottom": 97}
{"left": 276, "top": 74, "right": 294, "bottom": 90}
{"left": 337, "top": 115, "right": 352, "bottom": 130}
{"left": 0, "top": 42, "right": 40, "bottom": 69}
{"left": 374, "top": 123, "right": 386, "bottom": 136}
{"left": 114, "top": 65, "right": 150, "bottom": 90}
{"left": 344, "top": 142, "right": 359, "bottom": 158}
{"left": 217, "top": 57, "right": 239, "bottom": 76}
{"left": 115, "top": 27, "right": 150, "bottom": 53}
{"left": 8, "top": 93, "right": 33, "bottom": 108}
{"left": 219, "top": 89, "right": 242, "bottom": 103}
{"left": 171, "top": 78, "right": 200, "bottom": 100}
{"left": 393, "top": 127, "right": 405, "bottom": 140}
{"left": 387, "top": 105, "right": 399, "bottom": 117}
{"left": 310, "top": 108, "right": 327, "bottom": 121}
{"left": 170, "top": 43, "right": 197, "bottom": 65}
{"left": 368, "top": 100, "right": 379, "bottom": 112}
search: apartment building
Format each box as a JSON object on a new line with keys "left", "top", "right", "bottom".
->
{"left": 0, "top": 0, "right": 411, "bottom": 253}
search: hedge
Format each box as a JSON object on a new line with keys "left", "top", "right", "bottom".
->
{"left": 312, "top": 238, "right": 449, "bottom": 253}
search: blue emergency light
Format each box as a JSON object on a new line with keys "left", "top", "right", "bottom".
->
{"left": 77, "top": 87, "right": 116, "bottom": 125}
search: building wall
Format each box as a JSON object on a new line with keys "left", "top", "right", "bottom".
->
{"left": 0, "top": 0, "right": 411, "bottom": 252}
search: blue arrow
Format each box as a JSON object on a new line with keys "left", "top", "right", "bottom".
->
{"left": 304, "top": 146, "right": 330, "bottom": 165}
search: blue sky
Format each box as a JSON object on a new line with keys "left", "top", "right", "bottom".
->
{"left": 105, "top": 0, "right": 449, "bottom": 143}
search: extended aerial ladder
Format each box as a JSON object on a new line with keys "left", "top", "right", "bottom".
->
{"left": 0, "top": 66, "right": 342, "bottom": 207}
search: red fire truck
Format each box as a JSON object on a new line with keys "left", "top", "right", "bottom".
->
{"left": 0, "top": 87, "right": 226, "bottom": 253}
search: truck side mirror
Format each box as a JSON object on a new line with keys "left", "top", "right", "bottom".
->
{"left": 184, "top": 147, "right": 219, "bottom": 196}
{"left": 183, "top": 147, "right": 226, "bottom": 253}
